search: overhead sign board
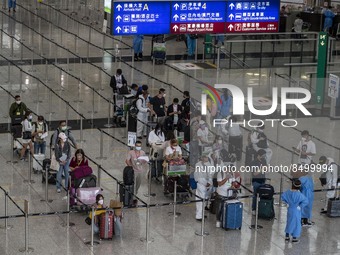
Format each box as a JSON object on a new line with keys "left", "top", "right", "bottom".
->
{"left": 112, "top": 2, "right": 171, "bottom": 35}
{"left": 170, "top": 1, "right": 226, "bottom": 34}
{"left": 225, "top": 0, "right": 279, "bottom": 32}
{"left": 111, "top": 0, "right": 279, "bottom": 35}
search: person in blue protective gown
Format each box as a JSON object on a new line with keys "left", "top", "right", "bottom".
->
{"left": 323, "top": 6, "right": 335, "bottom": 33}
{"left": 299, "top": 173, "right": 314, "bottom": 226}
{"left": 281, "top": 179, "right": 308, "bottom": 243}
{"left": 133, "top": 35, "right": 144, "bottom": 61}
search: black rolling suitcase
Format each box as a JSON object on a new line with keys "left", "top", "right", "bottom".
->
{"left": 72, "top": 174, "right": 97, "bottom": 189}
{"left": 257, "top": 184, "right": 275, "bottom": 220}
{"left": 120, "top": 166, "right": 135, "bottom": 207}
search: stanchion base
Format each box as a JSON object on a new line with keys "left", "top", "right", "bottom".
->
{"left": 61, "top": 222, "right": 75, "bottom": 227}
{"left": 23, "top": 180, "right": 35, "bottom": 184}
{"left": 104, "top": 124, "right": 114, "bottom": 128}
{"left": 40, "top": 199, "right": 53, "bottom": 203}
{"left": 250, "top": 225, "right": 263, "bottom": 229}
{"left": 6, "top": 160, "right": 18, "bottom": 164}
{"left": 140, "top": 237, "right": 154, "bottom": 243}
{"left": 168, "top": 212, "right": 181, "bottom": 217}
{"left": 85, "top": 241, "right": 100, "bottom": 246}
{"left": 0, "top": 225, "right": 13, "bottom": 230}
{"left": 19, "top": 247, "right": 34, "bottom": 253}
{"left": 95, "top": 157, "right": 107, "bottom": 160}
{"left": 195, "top": 231, "right": 209, "bottom": 236}
{"left": 144, "top": 193, "right": 156, "bottom": 197}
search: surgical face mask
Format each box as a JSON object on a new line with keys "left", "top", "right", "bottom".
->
{"left": 16, "top": 100, "right": 21, "bottom": 105}
{"left": 98, "top": 199, "right": 104, "bottom": 205}
{"left": 38, "top": 122, "right": 43, "bottom": 125}
{"left": 163, "top": 93, "right": 166, "bottom": 97}
{"left": 172, "top": 145, "right": 177, "bottom": 149}
{"left": 218, "top": 140, "right": 223, "bottom": 145}
{"left": 302, "top": 137, "right": 307, "bottom": 142}
{"left": 61, "top": 126, "right": 67, "bottom": 131}
{"left": 62, "top": 138, "right": 67, "bottom": 143}
{"left": 135, "top": 146, "right": 142, "bottom": 151}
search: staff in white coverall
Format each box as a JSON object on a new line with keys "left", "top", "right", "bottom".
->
{"left": 194, "top": 152, "right": 214, "bottom": 221}
{"left": 319, "top": 156, "right": 338, "bottom": 213}
{"left": 136, "top": 85, "right": 152, "bottom": 139}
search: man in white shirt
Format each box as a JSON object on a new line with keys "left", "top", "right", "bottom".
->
{"left": 165, "top": 139, "right": 183, "bottom": 161}
{"left": 197, "top": 120, "right": 211, "bottom": 154}
{"left": 294, "top": 130, "right": 316, "bottom": 165}
{"left": 319, "top": 156, "right": 338, "bottom": 213}
{"left": 194, "top": 152, "right": 214, "bottom": 221}
{"left": 136, "top": 85, "right": 152, "bottom": 139}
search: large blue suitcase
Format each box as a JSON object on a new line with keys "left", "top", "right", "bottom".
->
{"left": 222, "top": 200, "right": 243, "bottom": 230}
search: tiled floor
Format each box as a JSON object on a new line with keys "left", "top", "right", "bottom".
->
{"left": 0, "top": 1, "right": 340, "bottom": 254}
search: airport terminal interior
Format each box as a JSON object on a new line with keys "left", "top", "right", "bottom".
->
{"left": 0, "top": 0, "right": 340, "bottom": 254}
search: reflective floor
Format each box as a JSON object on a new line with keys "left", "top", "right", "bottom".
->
{"left": 0, "top": 1, "right": 340, "bottom": 255}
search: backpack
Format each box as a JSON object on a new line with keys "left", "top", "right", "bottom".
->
{"left": 256, "top": 132, "right": 268, "bottom": 149}
{"left": 129, "top": 98, "right": 142, "bottom": 117}
{"left": 34, "top": 122, "right": 47, "bottom": 133}
{"left": 50, "top": 129, "right": 70, "bottom": 146}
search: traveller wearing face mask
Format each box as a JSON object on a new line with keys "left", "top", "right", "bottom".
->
{"left": 32, "top": 115, "right": 48, "bottom": 155}
{"left": 194, "top": 152, "right": 214, "bottom": 221}
{"left": 148, "top": 124, "right": 166, "bottom": 181}
{"left": 130, "top": 84, "right": 139, "bottom": 98}
{"left": 51, "top": 120, "right": 78, "bottom": 149}
{"left": 167, "top": 98, "right": 183, "bottom": 131}
{"left": 136, "top": 85, "right": 153, "bottom": 139}
{"left": 20, "top": 111, "right": 34, "bottom": 161}
{"left": 150, "top": 88, "right": 166, "bottom": 125}
{"left": 55, "top": 132, "right": 71, "bottom": 193}
{"left": 197, "top": 120, "right": 211, "bottom": 153}
{"left": 69, "top": 149, "right": 89, "bottom": 171}
{"left": 88, "top": 194, "right": 106, "bottom": 234}
{"left": 226, "top": 115, "right": 243, "bottom": 161}
{"left": 125, "top": 141, "right": 147, "bottom": 201}
{"left": 165, "top": 139, "right": 183, "bottom": 161}
{"left": 9, "top": 95, "right": 28, "bottom": 121}
{"left": 293, "top": 130, "right": 316, "bottom": 165}
{"left": 110, "top": 69, "right": 127, "bottom": 94}
{"left": 250, "top": 124, "right": 272, "bottom": 165}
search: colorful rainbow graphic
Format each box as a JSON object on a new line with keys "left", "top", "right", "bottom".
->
{"left": 196, "top": 81, "right": 222, "bottom": 106}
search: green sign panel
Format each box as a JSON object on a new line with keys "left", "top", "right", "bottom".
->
{"left": 316, "top": 32, "right": 328, "bottom": 105}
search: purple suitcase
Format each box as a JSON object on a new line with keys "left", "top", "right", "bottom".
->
{"left": 76, "top": 187, "right": 101, "bottom": 206}
{"left": 70, "top": 166, "right": 93, "bottom": 180}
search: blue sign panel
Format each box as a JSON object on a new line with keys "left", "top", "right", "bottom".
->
{"left": 170, "top": 1, "right": 226, "bottom": 33}
{"left": 112, "top": 2, "right": 171, "bottom": 35}
{"left": 226, "top": 0, "right": 279, "bottom": 32}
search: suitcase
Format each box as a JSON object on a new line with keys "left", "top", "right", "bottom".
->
{"left": 41, "top": 169, "right": 57, "bottom": 184}
{"left": 245, "top": 146, "right": 255, "bottom": 166}
{"left": 72, "top": 174, "right": 97, "bottom": 189}
{"left": 164, "top": 175, "right": 189, "bottom": 194}
{"left": 100, "top": 211, "right": 114, "bottom": 240}
{"left": 70, "top": 166, "right": 93, "bottom": 180}
{"left": 76, "top": 187, "right": 101, "bottom": 206}
{"left": 258, "top": 198, "right": 275, "bottom": 220}
{"left": 229, "top": 135, "right": 243, "bottom": 161}
{"left": 327, "top": 198, "right": 340, "bottom": 217}
{"left": 123, "top": 166, "right": 134, "bottom": 185}
{"left": 69, "top": 187, "right": 77, "bottom": 206}
{"left": 257, "top": 184, "right": 274, "bottom": 200}
{"left": 119, "top": 184, "right": 134, "bottom": 207}
{"left": 222, "top": 200, "right": 243, "bottom": 230}
{"left": 33, "top": 154, "right": 45, "bottom": 171}
{"left": 152, "top": 42, "right": 166, "bottom": 64}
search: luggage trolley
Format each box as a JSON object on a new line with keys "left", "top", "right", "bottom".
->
{"left": 152, "top": 42, "right": 166, "bottom": 65}
{"left": 113, "top": 93, "right": 134, "bottom": 127}
{"left": 163, "top": 161, "right": 189, "bottom": 199}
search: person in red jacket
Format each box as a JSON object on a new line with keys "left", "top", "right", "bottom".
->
{"left": 69, "top": 149, "right": 89, "bottom": 171}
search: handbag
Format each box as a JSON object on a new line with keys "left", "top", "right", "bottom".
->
{"left": 22, "top": 131, "right": 32, "bottom": 140}
{"left": 85, "top": 217, "right": 91, "bottom": 225}
{"left": 319, "top": 172, "right": 327, "bottom": 186}
{"left": 118, "top": 85, "right": 129, "bottom": 95}
{"left": 50, "top": 154, "right": 60, "bottom": 170}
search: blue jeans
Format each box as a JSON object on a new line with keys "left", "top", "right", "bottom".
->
{"left": 34, "top": 141, "right": 46, "bottom": 154}
{"left": 56, "top": 160, "right": 70, "bottom": 190}
{"left": 8, "top": 0, "right": 16, "bottom": 9}
{"left": 252, "top": 182, "right": 263, "bottom": 211}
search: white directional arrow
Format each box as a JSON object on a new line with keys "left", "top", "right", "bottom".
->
{"left": 229, "top": 3, "right": 235, "bottom": 10}
{"left": 174, "top": 3, "right": 179, "bottom": 10}
{"left": 173, "top": 14, "right": 179, "bottom": 21}
{"left": 321, "top": 41, "right": 325, "bottom": 46}
{"left": 229, "top": 14, "right": 234, "bottom": 20}
{"left": 116, "top": 26, "right": 122, "bottom": 33}
{"left": 173, "top": 25, "right": 179, "bottom": 32}
{"left": 116, "top": 15, "right": 122, "bottom": 22}
{"left": 116, "top": 4, "right": 122, "bottom": 11}
{"left": 228, "top": 24, "right": 234, "bottom": 31}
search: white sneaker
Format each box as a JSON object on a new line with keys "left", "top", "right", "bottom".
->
{"left": 252, "top": 210, "right": 256, "bottom": 216}
{"left": 57, "top": 189, "right": 61, "bottom": 193}
{"left": 216, "top": 221, "right": 221, "bottom": 228}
